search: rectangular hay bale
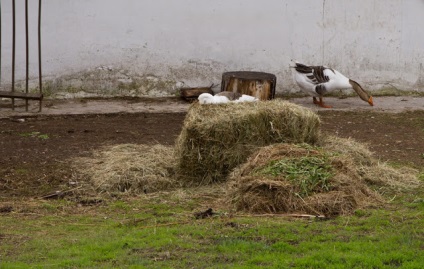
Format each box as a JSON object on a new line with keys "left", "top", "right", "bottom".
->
{"left": 174, "top": 99, "right": 321, "bottom": 185}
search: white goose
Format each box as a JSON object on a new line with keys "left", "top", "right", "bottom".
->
{"left": 198, "top": 91, "right": 258, "bottom": 104}
{"left": 291, "top": 61, "right": 374, "bottom": 108}
{"left": 198, "top": 93, "right": 230, "bottom": 104}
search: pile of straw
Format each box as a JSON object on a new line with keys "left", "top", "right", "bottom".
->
{"left": 174, "top": 100, "right": 320, "bottom": 185}
{"left": 228, "top": 137, "right": 421, "bottom": 216}
{"left": 71, "top": 101, "right": 420, "bottom": 217}
{"left": 73, "top": 144, "right": 177, "bottom": 194}
{"left": 320, "top": 136, "right": 421, "bottom": 191}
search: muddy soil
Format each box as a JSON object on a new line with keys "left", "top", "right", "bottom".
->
{"left": 1, "top": 97, "right": 423, "bottom": 198}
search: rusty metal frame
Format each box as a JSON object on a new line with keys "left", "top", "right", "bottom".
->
{"left": 0, "top": 1, "right": 2, "bottom": 88}
{"left": 0, "top": 0, "right": 43, "bottom": 112}
{"left": 12, "top": 0, "right": 16, "bottom": 108}
{"left": 38, "top": 0, "right": 42, "bottom": 102}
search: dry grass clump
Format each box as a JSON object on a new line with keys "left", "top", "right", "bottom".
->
{"left": 73, "top": 144, "right": 178, "bottom": 194}
{"left": 228, "top": 139, "right": 421, "bottom": 216}
{"left": 174, "top": 100, "right": 321, "bottom": 185}
{"left": 320, "top": 136, "right": 421, "bottom": 191}
{"left": 360, "top": 165, "right": 421, "bottom": 192}
{"left": 319, "top": 136, "right": 374, "bottom": 166}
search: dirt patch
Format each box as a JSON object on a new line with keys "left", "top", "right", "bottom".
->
{"left": 0, "top": 113, "right": 185, "bottom": 197}
{"left": 0, "top": 97, "right": 423, "bottom": 198}
{"left": 319, "top": 110, "right": 424, "bottom": 167}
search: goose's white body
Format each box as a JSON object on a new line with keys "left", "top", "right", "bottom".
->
{"left": 291, "top": 61, "right": 374, "bottom": 107}
{"left": 294, "top": 68, "right": 350, "bottom": 97}
{"left": 198, "top": 93, "right": 258, "bottom": 104}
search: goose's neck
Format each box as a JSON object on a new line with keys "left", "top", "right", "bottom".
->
{"left": 349, "top": 79, "right": 362, "bottom": 91}
{"left": 349, "top": 79, "right": 374, "bottom": 106}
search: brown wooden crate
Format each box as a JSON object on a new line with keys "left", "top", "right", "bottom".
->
{"left": 180, "top": 87, "right": 213, "bottom": 100}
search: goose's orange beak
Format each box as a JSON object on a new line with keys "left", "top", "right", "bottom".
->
{"left": 368, "top": 96, "right": 374, "bottom": 106}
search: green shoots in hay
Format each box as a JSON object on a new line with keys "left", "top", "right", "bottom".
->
{"left": 228, "top": 139, "right": 421, "bottom": 216}
{"left": 175, "top": 100, "right": 321, "bottom": 185}
{"left": 254, "top": 155, "right": 333, "bottom": 197}
{"left": 227, "top": 143, "right": 378, "bottom": 216}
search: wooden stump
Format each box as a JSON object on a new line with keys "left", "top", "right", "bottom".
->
{"left": 220, "top": 71, "right": 276, "bottom": 101}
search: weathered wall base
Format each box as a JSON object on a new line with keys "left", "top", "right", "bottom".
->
{"left": 7, "top": 63, "right": 424, "bottom": 99}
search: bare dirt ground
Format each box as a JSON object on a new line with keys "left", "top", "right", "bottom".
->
{"left": 1, "top": 96, "right": 423, "bottom": 198}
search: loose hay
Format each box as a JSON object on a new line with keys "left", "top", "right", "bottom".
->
{"left": 73, "top": 144, "right": 177, "bottom": 194}
{"left": 360, "top": 164, "right": 421, "bottom": 191}
{"left": 320, "top": 136, "right": 421, "bottom": 191}
{"left": 228, "top": 140, "right": 421, "bottom": 216}
{"left": 175, "top": 100, "right": 321, "bottom": 185}
{"left": 319, "top": 136, "right": 374, "bottom": 166}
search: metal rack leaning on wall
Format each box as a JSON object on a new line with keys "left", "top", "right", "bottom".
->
{"left": 0, "top": 0, "right": 43, "bottom": 112}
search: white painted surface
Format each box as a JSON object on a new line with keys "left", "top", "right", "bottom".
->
{"left": 1, "top": 0, "right": 423, "bottom": 96}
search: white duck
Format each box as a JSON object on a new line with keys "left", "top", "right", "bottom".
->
{"left": 233, "top": 95, "right": 258, "bottom": 103}
{"left": 291, "top": 61, "right": 374, "bottom": 108}
{"left": 198, "top": 93, "right": 229, "bottom": 104}
{"left": 216, "top": 91, "right": 259, "bottom": 102}
{"left": 198, "top": 91, "right": 258, "bottom": 104}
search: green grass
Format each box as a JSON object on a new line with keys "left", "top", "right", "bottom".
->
{"left": 18, "top": 131, "right": 49, "bottom": 140}
{"left": 254, "top": 156, "right": 333, "bottom": 197}
{"left": 1, "top": 186, "right": 424, "bottom": 268}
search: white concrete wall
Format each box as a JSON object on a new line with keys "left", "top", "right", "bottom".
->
{"left": 1, "top": 0, "right": 423, "bottom": 97}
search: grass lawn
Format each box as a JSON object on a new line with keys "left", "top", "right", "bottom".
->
{"left": 1, "top": 181, "right": 423, "bottom": 269}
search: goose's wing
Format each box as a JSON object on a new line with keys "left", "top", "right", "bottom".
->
{"left": 294, "top": 63, "right": 336, "bottom": 94}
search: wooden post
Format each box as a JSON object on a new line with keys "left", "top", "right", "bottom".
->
{"left": 221, "top": 71, "right": 276, "bottom": 101}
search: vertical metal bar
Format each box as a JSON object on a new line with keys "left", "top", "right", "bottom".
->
{"left": 38, "top": 0, "right": 42, "bottom": 111}
{"left": 25, "top": 0, "right": 29, "bottom": 111}
{"left": 11, "top": 0, "right": 16, "bottom": 110}
{"left": 0, "top": 1, "right": 2, "bottom": 88}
